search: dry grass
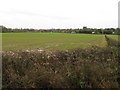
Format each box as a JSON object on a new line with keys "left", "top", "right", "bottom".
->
{"left": 2, "top": 45, "right": 120, "bottom": 88}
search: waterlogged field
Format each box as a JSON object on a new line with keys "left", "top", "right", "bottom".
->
{"left": 2, "top": 33, "right": 107, "bottom": 50}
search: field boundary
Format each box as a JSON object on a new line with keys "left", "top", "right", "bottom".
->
{"left": 105, "top": 35, "right": 120, "bottom": 47}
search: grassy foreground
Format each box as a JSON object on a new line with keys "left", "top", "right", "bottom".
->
{"left": 2, "top": 33, "right": 107, "bottom": 50}
{"left": 2, "top": 35, "right": 120, "bottom": 88}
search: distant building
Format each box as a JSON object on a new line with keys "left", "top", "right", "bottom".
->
{"left": 34, "top": 30, "right": 41, "bottom": 32}
{"left": 0, "top": 25, "right": 5, "bottom": 29}
{"left": 71, "top": 31, "right": 76, "bottom": 34}
{"left": 92, "top": 32, "right": 95, "bottom": 34}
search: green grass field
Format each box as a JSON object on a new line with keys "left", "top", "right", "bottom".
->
{"left": 2, "top": 33, "right": 108, "bottom": 50}
{"left": 108, "top": 35, "right": 119, "bottom": 41}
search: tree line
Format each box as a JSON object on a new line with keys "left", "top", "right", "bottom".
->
{"left": 0, "top": 26, "right": 120, "bottom": 35}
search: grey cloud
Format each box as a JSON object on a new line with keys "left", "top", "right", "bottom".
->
{"left": 0, "top": 10, "right": 70, "bottom": 20}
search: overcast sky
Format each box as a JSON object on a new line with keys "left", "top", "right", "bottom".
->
{"left": 0, "top": 0, "right": 119, "bottom": 29}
